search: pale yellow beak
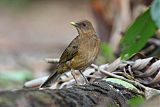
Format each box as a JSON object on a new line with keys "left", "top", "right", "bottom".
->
{"left": 70, "top": 22, "right": 78, "bottom": 27}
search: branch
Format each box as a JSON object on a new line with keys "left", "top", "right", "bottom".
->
{"left": 0, "top": 81, "right": 129, "bottom": 107}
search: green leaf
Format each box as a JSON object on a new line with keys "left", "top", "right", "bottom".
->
{"left": 151, "top": 0, "right": 160, "bottom": 28}
{"left": 0, "top": 0, "right": 32, "bottom": 10}
{"left": 0, "top": 70, "right": 34, "bottom": 88}
{"left": 127, "top": 95, "right": 145, "bottom": 107}
{"left": 0, "top": 70, "right": 33, "bottom": 82}
{"left": 103, "top": 78, "right": 138, "bottom": 91}
{"left": 101, "top": 42, "right": 115, "bottom": 62}
{"left": 120, "top": 8, "right": 157, "bottom": 60}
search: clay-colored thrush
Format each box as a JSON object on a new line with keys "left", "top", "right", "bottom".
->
{"left": 40, "top": 20, "right": 100, "bottom": 88}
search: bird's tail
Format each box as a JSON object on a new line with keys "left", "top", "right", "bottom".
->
{"left": 40, "top": 71, "right": 61, "bottom": 88}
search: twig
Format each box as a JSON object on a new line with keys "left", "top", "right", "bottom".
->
{"left": 44, "top": 58, "right": 59, "bottom": 64}
{"left": 91, "top": 64, "right": 146, "bottom": 90}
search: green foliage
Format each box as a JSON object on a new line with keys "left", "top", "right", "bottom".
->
{"left": 127, "top": 95, "right": 145, "bottom": 107}
{"left": 101, "top": 42, "right": 115, "bottom": 62}
{"left": 103, "top": 78, "right": 139, "bottom": 91}
{"left": 103, "top": 78, "right": 145, "bottom": 106}
{"left": 0, "top": 0, "right": 31, "bottom": 9}
{"left": 120, "top": 9, "right": 157, "bottom": 60}
{"left": 0, "top": 70, "right": 33, "bottom": 81}
{"left": 0, "top": 70, "right": 33, "bottom": 87}
{"left": 151, "top": 0, "right": 160, "bottom": 28}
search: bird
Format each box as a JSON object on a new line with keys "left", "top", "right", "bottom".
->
{"left": 40, "top": 20, "right": 100, "bottom": 88}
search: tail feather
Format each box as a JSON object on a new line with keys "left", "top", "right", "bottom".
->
{"left": 40, "top": 71, "right": 61, "bottom": 88}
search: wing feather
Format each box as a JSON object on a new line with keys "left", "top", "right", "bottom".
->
{"left": 59, "top": 36, "right": 79, "bottom": 64}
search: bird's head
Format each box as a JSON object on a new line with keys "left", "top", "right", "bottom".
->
{"left": 70, "top": 20, "right": 95, "bottom": 35}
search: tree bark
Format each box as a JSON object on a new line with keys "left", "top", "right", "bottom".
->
{"left": 0, "top": 80, "right": 131, "bottom": 107}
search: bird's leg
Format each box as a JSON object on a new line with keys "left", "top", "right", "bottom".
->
{"left": 71, "top": 69, "right": 78, "bottom": 84}
{"left": 79, "top": 70, "right": 89, "bottom": 84}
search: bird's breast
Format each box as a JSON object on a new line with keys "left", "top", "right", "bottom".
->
{"left": 70, "top": 35, "right": 100, "bottom": 70}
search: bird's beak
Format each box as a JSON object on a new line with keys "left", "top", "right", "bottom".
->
{"left": 70, "top": 22, "right": 78, "bottom": 27}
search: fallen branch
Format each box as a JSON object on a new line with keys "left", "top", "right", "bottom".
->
{"left": 0, "top": 81, "right": 129, "bottom": 107}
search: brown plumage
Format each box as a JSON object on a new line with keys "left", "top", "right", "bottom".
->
{"left": 40, "top": 20, "right": 100, "bottom": 88}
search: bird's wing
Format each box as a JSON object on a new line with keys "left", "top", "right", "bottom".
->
{"left": 59, "top": 36, "right": 79, "bottom": 64}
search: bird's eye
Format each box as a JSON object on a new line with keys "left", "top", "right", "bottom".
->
{"left": 82, "top": 23, "right": 86, "bottom": 27}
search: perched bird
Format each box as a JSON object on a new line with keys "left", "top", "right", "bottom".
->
{"left": 40, "top": 20, "right": 100, "bottom": 88}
